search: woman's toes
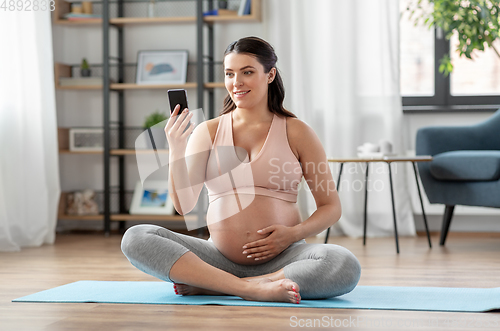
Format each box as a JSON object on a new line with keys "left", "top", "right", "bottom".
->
{"left": 279, "top": 279, "right": 300, "bottom": 293}
{"left": 288, "top": 291, "right": 300, "bottom": 303}
{"left": 289, "top": 290, "right": 301, "bottom": 302}
{"left": 174, "top": 283, "right": 188, "bottom": 295}
{"left": 290, "top": 282, "right": 300, "bottom": 293}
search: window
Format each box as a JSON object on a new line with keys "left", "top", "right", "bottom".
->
{"left": 400, "top": 0, "right": 434, "bottom": 96}
{"left": 399, "top": 0, "right": 500, "bottom": 111}
{"left": 450, "top": 32, "right": 500, "bottom": 96}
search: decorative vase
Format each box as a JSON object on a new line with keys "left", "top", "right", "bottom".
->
{"left": 82, "top": 1, "right": 93, "bottom": 14}
{"left": 80, "top": 68, "right": 91, "bottom": 77}
{"left": 71, "top": 4, "right": 82, "bottom": 13}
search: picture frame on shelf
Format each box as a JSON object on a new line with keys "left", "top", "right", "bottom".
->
{"left": 135, "top": 50, "right": 188, "bottom": 85}
{"left": 69, "top": 128, "right": 104, "bottom": 151}
{"left": 130, "top": 181, "right": 175, "bottom": 215}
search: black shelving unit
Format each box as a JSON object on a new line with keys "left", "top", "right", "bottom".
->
{"left": 101, "top": 0, "right": 215, "bottom": 236}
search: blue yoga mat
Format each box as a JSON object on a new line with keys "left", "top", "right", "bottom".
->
{"left": 12, "top": 281, "right": 500, "bottom": 312}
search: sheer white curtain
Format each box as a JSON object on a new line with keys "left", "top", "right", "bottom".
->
{"left": 0, "top": 12, "right": 60, "bottom": 251}
{"left": 264, "top": 0, "right": 416, "bottom": 238}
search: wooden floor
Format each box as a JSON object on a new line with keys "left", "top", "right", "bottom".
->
{"left": 1, "top": 230, "right": 499, "bottom": 331}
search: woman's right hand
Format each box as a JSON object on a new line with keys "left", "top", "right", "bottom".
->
{"left": 165, "top": 104, "right": 195, "bottom": 154}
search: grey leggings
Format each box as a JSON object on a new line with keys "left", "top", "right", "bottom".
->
{"left": 121, "top": 224, "right": 361, "bottom": 300}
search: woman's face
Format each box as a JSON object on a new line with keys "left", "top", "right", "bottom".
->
{"left": 224, "top": 52, "right": 275, "bottom": 111}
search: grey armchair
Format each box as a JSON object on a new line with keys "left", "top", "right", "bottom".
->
{"left": 416, "top": 109, "right": 500, "bottom": 246}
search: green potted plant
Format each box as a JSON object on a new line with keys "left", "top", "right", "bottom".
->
{"left": 143, "top": 110, "right": 169, "bottom": 149}
{"left": 80, "top": 58, "right": 91, "bottom": 77}
{"left": 143, "top": 110, "right": 169, "bottom": 129}
{"left": 405, "top": 0, "right": 500, "bottom": 76}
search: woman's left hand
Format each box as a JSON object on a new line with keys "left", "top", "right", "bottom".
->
{"left": 241, "top": 224, "right": 297, "bottom": 261}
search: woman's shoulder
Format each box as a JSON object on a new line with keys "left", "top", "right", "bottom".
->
{"left": 284, "top": 116, "right": 316, "bottom": 140}
{"left": 284, "top": 116, "right": 322, "bottom": 161}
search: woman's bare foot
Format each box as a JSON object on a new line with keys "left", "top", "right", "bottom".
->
{"left": 241, "top": 278, "right": 301, "bottom": 304}
{"left": 173, "top": 278, "right": 301, "bottom": 304}
{"left": 172, "top": 278, "right": 275, "bottom": 296}
{"left": 173, "top": 272, "right": 283, "bottom": 296}
{"left": 173, "top": 283, "right": 228, "bottom": 296}
{"left": 174, "top": 277, "right": 278, "bottom": 295}
{"left": 242, "top": 270, "right": 284, "bottom": 283}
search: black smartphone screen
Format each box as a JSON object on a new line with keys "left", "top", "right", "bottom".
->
{"left": 167, "top": 89, "right": 191, "bottom": 133}
{"left": 168, "top": 89, "right": 189, "bottom": 114}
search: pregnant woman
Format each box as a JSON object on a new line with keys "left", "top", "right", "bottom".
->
{"left": 121, "top": 36, "right": 361, "bottom": 304}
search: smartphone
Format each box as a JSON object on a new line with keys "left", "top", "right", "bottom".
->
{"left": 168, "top": 89, "right": 189, "bottom": 114}
{"left": 167, "top": 89, "right": 191, "bottom": 133}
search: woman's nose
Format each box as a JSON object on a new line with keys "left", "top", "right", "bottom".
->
{"left": 233, "top": 75, "right": 243, "bottom": 86}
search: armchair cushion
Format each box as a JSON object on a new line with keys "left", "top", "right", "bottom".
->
{"left": 430, "top": 151, "right": 500, "bottom": 181}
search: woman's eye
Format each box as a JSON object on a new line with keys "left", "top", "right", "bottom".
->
{"left": 225, "top": 72, "right": 252, "bottom": 76}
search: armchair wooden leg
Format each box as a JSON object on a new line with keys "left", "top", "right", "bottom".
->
{"left": 440, "top": 205, "right": 455, "bottom": 246}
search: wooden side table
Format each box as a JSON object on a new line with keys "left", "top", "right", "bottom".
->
{"left": 324, "top": 156, "right": 433, "bottom": 253}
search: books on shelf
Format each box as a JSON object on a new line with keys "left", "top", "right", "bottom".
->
{"left": 203, "top": 9, "right": 238, "bottom": 16}
{"left": 238, "top": 0, "right": 251, "bottom": 16}
{"left": 59, "top": 77, "right": 103, "bottom": 87}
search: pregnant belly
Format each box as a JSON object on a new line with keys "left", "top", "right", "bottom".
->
{"left": 207, "top": 194, "right": 302, "bottom": 265}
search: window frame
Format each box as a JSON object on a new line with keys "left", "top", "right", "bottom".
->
{"left": 402, "top": 28, "right": 500, "bottom": 113}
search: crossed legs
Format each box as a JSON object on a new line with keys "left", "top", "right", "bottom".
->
{"left": 168, "top": 251, "right": 300, "bottom": 303}
{"left": 173, "top": 257, "right": 288, "bottom": 296}
{"left": 121, "top": 224, "right": 361, "bottom": 302}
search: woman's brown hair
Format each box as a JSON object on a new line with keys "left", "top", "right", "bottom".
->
{"left": 220, "top": 36, "right": 297, "bottom": 119}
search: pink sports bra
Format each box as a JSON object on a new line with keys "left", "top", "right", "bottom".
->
{"left": 205, "top": 112, "right": 303, "bottom": 204}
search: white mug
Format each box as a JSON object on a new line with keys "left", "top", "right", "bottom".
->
{"left": 357, "top": 142, "right": 380, "bottom": 154}
{"left": 379, "top": 139, "right": 393, "bottom": 154}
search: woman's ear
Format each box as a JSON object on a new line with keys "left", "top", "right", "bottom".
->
{"left": 268, "top": 67, "right": 276, "bottom": 84}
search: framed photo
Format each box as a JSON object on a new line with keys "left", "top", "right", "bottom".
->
{"left": 130, "top": 181, "right": 175, "bottom": 215}
{"left": 136, "top": 50, "right": 188, "bottom": 85}
{"left": 69, "top": 128, "right": 103, "bottom": 151}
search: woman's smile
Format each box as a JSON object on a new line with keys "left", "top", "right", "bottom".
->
{"left": 234, "top": 90, "right": 250, "bottom": 98}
